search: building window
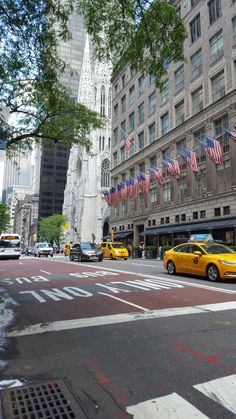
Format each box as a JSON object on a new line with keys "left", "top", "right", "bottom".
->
{"left": 101, "top": 159, "right": 110, "bottom": 188}
{"left": 163, "top": 182, "right": 171, "bottom": 202}
{"left": 138, "top": 102, "right": 144, "bottom": 125}
{"left": 161, "top": 113, "right": 169, "bottom": 135}
{"left": 162, "top": 147, "right": 171, "bottom": 160}
{"left": 193, "top": 211, "right": 198, "bottom": 220}
{"left": 113, "top": 128, "right": 118, "bottom": 146}
{"left": 139, "top": 161, "right": 145, "bottom": 174}
{"left": 160, "top": 79, "right": 169, "bottom": 105}
{"left": 129, "top": 112, "right": 134, "bottom": 133}
{"left": 191, "top": 49, "right": 202, "bottom": 80}
{"left": 191, "top": 0, "right": 200, "bottom": 6}
{"left": 121, "top": 120, "right": 126, "bottom": 141}
{"left": 113, "top": 151, "right": 118, "bottom": 166}
{"left": 175, "top": 215, "right": 180, "bottom": 222}
{"left": 122, "top": 74, "right": 126, "bottom": 88}
{"left": 161, "top": 217, "right": 164, "bottom": 224}
{"left": 177, "top": 177, "right": 187, "bottom": 203}
{"left": 114, "top": 103, "right": 118, "bottom": 120}
{"left": 175, "top": 66, "right": 184, "bottom": 94}
{"left": 149, "top": 92, "right": 156, "bottom": 115}
{"left": 194, "top": 128, "right": 206, "bottom": 161}
{"left": 139, "top": 75, "right": 145, "bottom": 95}
{"left": 190, "top": 14, "right": 201, "bottom": 43}
{"left": 120, "top": 146, "right": 125, "bottom": 162}
{"left": 214, "top": 115, "right": 229, "bottom": 152}
{"left": 121, "top": 95, "right": 126, "bottom": 113}
{"left": 114, "top": 84, "right": 118, "bottom": 96}
{"left": 138, "top": 131, "right": 145, "bottom": 149}
{"left": 166, "top": 217, "right": 170, "bottom": 224}
{"left": 176, "top": 4, "right": 181, "bottom": 17}
{"left": 233, "top": 16, "right": 236, "bottom": 42}
{"left": 108, "top": 88, "right": 112, "bottom": 118}
{"left": 192, "top": 87, "right": 203, "bottom": 115}
{"left": 210, "top": 30, "right": 224, "bottom": 64}
{"left": 150, "top": 188, "right": 157, "bottom": 203}
{"left": 148, "top": 122, "right": 156, "bottom": 144}
{"left": 211, "top": 72, "right": 225, "bottom": 102}
{"left": 175, "top": 101, "right": 185, "bottom": 126}
{"left": 152, "top": 219, "right": 156, "bottom": 226}
{"left": 223, "top": 206, "right": 230, "bottom": 215}
{"left": 200, "top": 210, "right": 206, "bottom": 218}
{"left": 150, "top": 155, "right": 157, "bottom": 168}
{"left": 208, "top": 0, "right": 222, "bottom": 25}
{"left": 148, "top": 220, "right": 151, "bottom": 226}
{"left": 149, "top": 74, "right": 155, "bottom": 85}
{"left": 130, "top": 66, "right": 135, "bottom": 78}
{"left": 214, "top": 207, "right": 221, "bottom": 216}
{"left": 100, "top": 85, "right": 105, "bottom": 115}
{"left": 129, "top": 85, "right": 135, "bottom": 104}
{"left": 181, "top": 214, "right": 186, "bottom": 221}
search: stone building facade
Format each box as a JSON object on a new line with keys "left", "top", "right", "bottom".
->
{"left": 63, "top": 35, "right": 112, "bottom": 243}
{"left": 110, "top": 0, "right": 236, "bottom": 247}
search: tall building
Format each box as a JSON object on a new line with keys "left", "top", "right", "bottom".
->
{"left": 110, "top": 0, "right": 236, "bottom": 247}
{"left": 37, "top": 12, "right": 88, "bottom": 223}
{"left": 63, "top": 35, "right": 112, "bottom": 243}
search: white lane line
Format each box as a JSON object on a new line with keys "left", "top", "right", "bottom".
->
{"left": 98, "top": 292, "right": 149, "bottom": 312}
{"left": 194, "top": 375, "right": 236, "bottom": 414}
{"left": 48, "top": 259, "right": 236, "bottom": 295}
{"left": 18, "top": 262, "right": 24, "bottom": 265}
{"left": 40, "top": 270, "right": 52, "bottom": 275}
{"left": 6, "top": 300, "right": 236, "bottom": 337}
{"left": 126, "top": 392, "right": 208, "bottom": 418}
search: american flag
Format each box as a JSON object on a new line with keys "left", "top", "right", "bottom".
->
{"left": 125, "top": 134, "right": 132, "bottom": 151}
{"left": 224, "top": 129, "right": 236, "bottom": 143}
{"left": 149, "top": 167, "right": 163, "bottom": 185}
{"left": 179, "top": 149, "right": 199, "bottom": 173}
{"left": 200, "top": 137, "right": 223, "bottom": 165}
{"left": 162, "top": 159, "right": 181, "bottom": 177}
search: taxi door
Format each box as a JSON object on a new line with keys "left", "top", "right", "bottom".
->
{"left": 187, "top": 244, "right": 206, "bottom": 275}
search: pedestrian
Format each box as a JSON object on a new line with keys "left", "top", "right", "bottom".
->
{"left": 127, "top": 243, "right": 133, "bottom": 257}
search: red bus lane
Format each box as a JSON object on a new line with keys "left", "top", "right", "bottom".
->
{"left": 2, "top": 258, "right": 236, "bottom": 336}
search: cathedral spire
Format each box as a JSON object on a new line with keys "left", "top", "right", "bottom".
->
{"left": 77, "top": 34, "right": 94, "bottom": 109}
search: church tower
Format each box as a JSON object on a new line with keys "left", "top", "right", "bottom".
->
{"left": 63, "top": 34, "right": 111, "bottom": 243}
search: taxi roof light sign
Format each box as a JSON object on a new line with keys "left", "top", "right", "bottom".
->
{"left": 189, "top": 234, "right": 213, "bottom": 243}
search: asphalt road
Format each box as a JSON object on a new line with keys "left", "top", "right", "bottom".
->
{"left": 1, "top": 255, "right": 236, "bottom": 418}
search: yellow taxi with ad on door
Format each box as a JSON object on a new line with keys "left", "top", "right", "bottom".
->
{"left": 164, "top": 234, "right": 236, "bottom": 282}
{"left": 100, "top": 242, "right": 129, "bottom": 260}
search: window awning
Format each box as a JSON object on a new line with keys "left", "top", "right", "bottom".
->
{"left": 142, "top": 218, "right": 236, "bottom": 236}
{"left": 114, "top": 231, "right": 133, "bottom": 239}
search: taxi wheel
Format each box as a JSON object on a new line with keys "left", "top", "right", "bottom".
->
{"left": 207, "top": 264, "right": 220, "bottom": 282}
{"left": 167, "top": 260, "right": 176, "bottom": 275}
{"left": 70, "top": 254, "right": 74, "bottom": 261}
{"left": 110, "top": 254, "right": 114, "bottom": 260}
{"left": 78, "top": 254, "right": 82, "bottom": 262}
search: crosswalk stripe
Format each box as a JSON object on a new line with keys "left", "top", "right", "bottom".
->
{"left": 126, "top": 392, "right": 209, "bottom": 418}
{"left": 194, "top": 374, "right": 236, "bottom": 414}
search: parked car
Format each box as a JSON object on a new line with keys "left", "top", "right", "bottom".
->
{"left": 164, "top": 241, "right": 236, "bottom": 282}
{"left": 100, "top": 242, "right": 129, "bottom": 260}
{"left": 64, "top": 244, "right": 72, "bottom": 256}
{"left": 70, "top": 242, "right": 103, "bottom": 262}
{"left": 34, "top": 242, "right": 54, "bottom": 258}
{"left": 25, "top": 246, "right": 34, "bottom": 256}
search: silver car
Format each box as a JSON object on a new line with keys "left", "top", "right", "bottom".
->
{"left": 34, "top": 242, "right": 54, "bottom": 257}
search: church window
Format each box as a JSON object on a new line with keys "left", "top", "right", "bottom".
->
{"left": 94, "top": 87, "right": 97, "bottom": 107}
{"left": 100, "top": 85, "right": 105, "bottom": 115}
{"left": 101, "top": 159, "right": 110, "bottom": 188}
{"left": 102, "top": 136, "right": 105, "bottom": 150}
{"left": 108, "top": 88, "right": 112, "bottom": 118}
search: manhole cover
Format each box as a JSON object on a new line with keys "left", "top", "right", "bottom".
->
{"left": 1, "top": 379, "right": 88, "bottom": 418}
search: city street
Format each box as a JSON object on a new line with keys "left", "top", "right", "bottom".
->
{"left": 1, "top": 256, "right": 236, "bottom": 418}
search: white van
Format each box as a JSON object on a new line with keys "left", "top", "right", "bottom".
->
{"left": 34, "top": 242, "right": 53, "bottom": 257}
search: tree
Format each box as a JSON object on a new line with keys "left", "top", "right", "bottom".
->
{"left": 77, "top": 0, "right": 187, "bottom": 87}
{"left": 1, "top": 0, "right": 186, "bottom": 152}
{"left": 0, "top": 203, "right": 10, "bottom": 234}
{"left": 38, "top": 214, "right": 67, "bottom": 249}
{"left": 0, "top": 1, "right": 105, "bottom": 154}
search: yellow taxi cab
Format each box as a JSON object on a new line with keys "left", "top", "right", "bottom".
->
{"left": 164, "top": 234, "right": 236, "bottom": 282}
{"left": 64, "top": 244, "right": 72, "bottom": 256}
{"left": 100, "top": 242, "right": 129, "bottom": 260}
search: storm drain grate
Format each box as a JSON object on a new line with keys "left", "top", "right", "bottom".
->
{"left": 1, "top": 379, "right": 87, "bottom": 419}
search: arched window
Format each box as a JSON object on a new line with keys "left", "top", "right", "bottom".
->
{"left": 101, "top": 158, "right": 110, "bottom": 188}
{"left": 100, "top": 85, "right": 105, "bottom": 115}
{"left": 108, "top": 87, "right": 112, "bottom": 118}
